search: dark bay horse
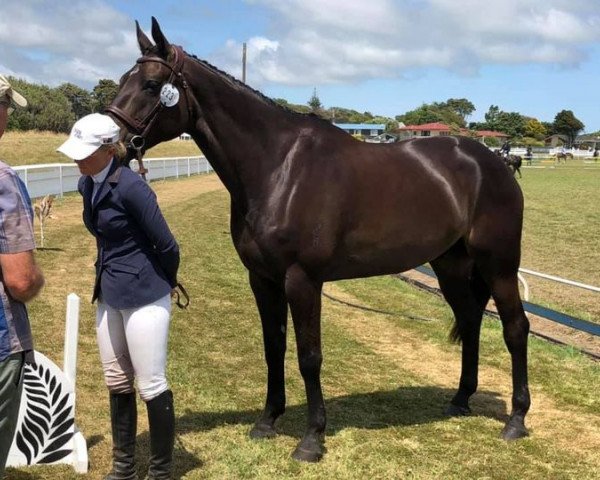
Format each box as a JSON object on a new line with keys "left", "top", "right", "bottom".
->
{"left": 106, "top": 18, "right": 531, "bottom": 462}
{"left": 494, "top": 149, "right": 522, "bottom": 178}
{"left": 507, "top": 155, "right": 523, "bottom": 177}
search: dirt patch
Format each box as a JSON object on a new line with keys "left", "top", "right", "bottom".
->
{"left": 322, "top": 283, "right": 600, "bottom": 464}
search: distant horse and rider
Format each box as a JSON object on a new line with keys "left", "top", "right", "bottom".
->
{"left": 494, "top": 148, "right": 522, "bottom": 178}
{"left": 106, "top": 18, "right": 532, "bottom": 462}
{"left": 555, "top": 151, "right": 573, "bottom": 164}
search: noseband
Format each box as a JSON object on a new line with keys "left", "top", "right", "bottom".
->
{"left": 105, "top": 45, "right": 193, "bottom": 178}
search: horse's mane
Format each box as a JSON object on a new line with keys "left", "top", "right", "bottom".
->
{"left": 181, "top": 49, "right": 333, "bottom": 127}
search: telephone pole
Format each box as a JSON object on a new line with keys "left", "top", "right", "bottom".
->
{"left": 242, "top": 42, "right": 247, "bottom": 83}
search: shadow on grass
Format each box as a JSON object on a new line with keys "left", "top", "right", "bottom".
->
{"left": 86, "top": 434, "right": 104, "bottom": 449}
{"left": 133, "top": 432, "right": 203, "bottom": 480}
{"left": 176, "top": 385, "right": 508, "bottom": 439}
{"left": 129, "top": 386, "right": 507, "bottom": 478}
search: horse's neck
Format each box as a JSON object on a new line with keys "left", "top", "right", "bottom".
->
{"left": 187, "top": 61, "right": 298, "bottom": 205}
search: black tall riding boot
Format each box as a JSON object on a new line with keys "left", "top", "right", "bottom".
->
{"left": 105, "top": 392, "right": 138, "bottom": 480}
{"left": 145, "top": 390, "right": 175, "bottom": 480}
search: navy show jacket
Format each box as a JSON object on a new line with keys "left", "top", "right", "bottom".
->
{"left": 78, "top": 160, "right": 180, "bottom": 309}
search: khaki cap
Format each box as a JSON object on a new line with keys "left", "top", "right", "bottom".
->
{"left": 0, "top": 74, "right": 28, "bottom": 112}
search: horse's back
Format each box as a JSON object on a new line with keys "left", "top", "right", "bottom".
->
{"left": 275, "top": 133, "right": 524, "bottom": 279}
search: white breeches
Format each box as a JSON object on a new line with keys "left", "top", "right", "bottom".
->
{"left": 96, "top": 294, "right": 171, "bottom": 402}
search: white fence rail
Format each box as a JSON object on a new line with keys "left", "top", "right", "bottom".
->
{"left": 500, "top": 147, "right": 597, "bottom": 159}
{"left": 519, "top": 268, "right": 600, "bottom": 294}
{"left": 13, "top": 156, "right": 212, "bottom": 199}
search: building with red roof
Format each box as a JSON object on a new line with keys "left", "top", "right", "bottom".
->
{"left": 396, "top": 122, "right": 453, "bottom": 139}
{"left": 395, "top": 122, "right": 509, "bottom": 143}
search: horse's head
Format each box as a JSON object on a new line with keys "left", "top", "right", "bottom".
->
{"left": 106, "top": 17, "right": 193, "bottom": 161}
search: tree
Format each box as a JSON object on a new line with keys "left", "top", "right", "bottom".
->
{"left": 496, "top": 112, "right": 526, "bottom": 138}
{"left": 273, "top": 97, "right": 311, "bottom": 114}
{"left": 7, "top": 77, "right": 75, "bottom": 132}
{"left": 474, "top": 105, "right": 525, "bottom": 138}
{"left": 58, "top": 83, "right": 93, "bottom": 119}
{"left": 329, "top": 107, "right": 366, "bottom": 123}
{"left": 523, "top": 118, "right": 547, "bottom": 140}
{"left": 307, "top": 87, "right": 322, "bottom": 114}
{"left": 445, "top": 98, "right": 475, "bottom": 122}
{"left": 484, "top": 105, "right": 501, "bottom": 130}
{"left": 92, "top": 79, "right": 119, "bottom": 112}
{"left": 541, "top": 121, "right": 556, "bottom": 137}
{"left": 553, "top": 110, "right": 584, "bottom": 147}
{"left": 273, "top": 98, "right": 290, "bottom": 108}
{"left": 396, "top": 99, "right": 468, "bottom": 128}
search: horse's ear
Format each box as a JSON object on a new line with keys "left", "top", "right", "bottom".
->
{"left": 136, "top": 20, "right": 153, "bottom": 55}
{"left": 151, "top": 16, "right": 171, "bottom": 58}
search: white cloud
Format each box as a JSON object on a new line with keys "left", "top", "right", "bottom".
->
{"left": 223, "top": 0, "right": 600, "bottom": 86}
{"left": 0, "top": 0, "right": 137, "bottom": 87}
{"left": 2, "top": 0, "right": 599, "bottom": 90}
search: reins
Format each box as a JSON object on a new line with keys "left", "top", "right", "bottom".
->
{"left": 105, "top": 45, "right": 194, "bottom": 181}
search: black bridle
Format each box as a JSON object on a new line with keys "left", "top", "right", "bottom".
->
{"left": 105, "top": 45, "right": 194, "bottom": 180}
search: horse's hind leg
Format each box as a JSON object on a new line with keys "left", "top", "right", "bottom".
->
{"left": 471, "top": 246, "right": 530, "bottom": 440}
{"left": 431, "top": 241, "right": 490, "bottom": 416}
{"left": 248, "top": 271, "right": 288, "bottom": 439}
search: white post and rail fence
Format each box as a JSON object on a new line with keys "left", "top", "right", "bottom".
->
{"left": 13, "top": 155, "right": 212, "bottom": 199}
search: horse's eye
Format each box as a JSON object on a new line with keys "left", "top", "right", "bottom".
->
{"left": 143, "top": 80, "right": 161, "bottom": 92}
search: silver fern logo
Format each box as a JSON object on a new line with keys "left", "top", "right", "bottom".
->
{"left": 14, "top": 361, "right": 74, "bottom": 464}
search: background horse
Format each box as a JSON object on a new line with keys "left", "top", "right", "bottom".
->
{"left": 505, "top": 155, "right": 523, "bottom": 178}
{"left": 494, "top": 150, "right": 522, "bottom": 178}
{"left": 106, "top": 18, "right": 531, "bottom": 462}
{"left": 555, "top": 152, "right": 573, "bottom": 163}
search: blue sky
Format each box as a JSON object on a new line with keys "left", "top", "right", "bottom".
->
{"left": 1, "top": 0, "right": 599, "bottom": 131}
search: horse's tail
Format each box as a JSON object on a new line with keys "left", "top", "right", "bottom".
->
{"left": 449, "top": 322, "right": 461, "bottom": 344}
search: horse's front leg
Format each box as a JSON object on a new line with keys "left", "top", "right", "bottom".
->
{"left": 248, "top": 271, "right": 288, "bottom": 439}
{"left": 285, "top": 264, "right": 325, "bottom": 462}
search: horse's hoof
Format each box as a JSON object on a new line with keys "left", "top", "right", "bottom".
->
{"left": 444, "top": 403, "right": 471, "bottom": 417}
{"left": 249, "top": 422, "right": 277, "bottom": 439}
{"left": 500, "top": 422, "right": 529, "bottom": 441}
{"left": 291, "top": 437, "right": 324, "bottom": 463}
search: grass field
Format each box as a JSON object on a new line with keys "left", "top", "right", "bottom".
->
{"left": 519, "top": 167, "right": 600, "bottom": 321}
{"left": 5, "top": 166, "right": 599, "bottom": 479}
{"left": 0, "top": 130, "right": 202, "bottom": 166}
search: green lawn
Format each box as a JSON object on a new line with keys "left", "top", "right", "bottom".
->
{"left": 6, "top": 172, "right": 599, "bottom": 480}
{"left": 0, "top": 130, "right": 202, "bottom": 166}
{"left": 519, "top": 166, "right": 600, "bottom": 320}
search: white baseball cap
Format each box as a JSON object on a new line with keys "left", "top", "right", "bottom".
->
{"left": 57, "top": 113, "right": 121, "bottom": 161}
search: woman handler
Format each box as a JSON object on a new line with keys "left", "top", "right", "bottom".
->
{"left": 58, "top": 113, "right": 179, "bottom": 480}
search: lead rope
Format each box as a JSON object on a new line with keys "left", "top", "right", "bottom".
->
{"left": 134, "top": 145, "right": 148, "bottom": 182}
{"left": 173, "top": 282, "right": 190, "bottom": 309}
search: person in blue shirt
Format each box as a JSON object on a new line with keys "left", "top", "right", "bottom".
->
{"left": 0, "top": 75, "right": 45, "bottom": 478}
{"left": 58, "top": 113, "right": 180, "bottom": 480}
